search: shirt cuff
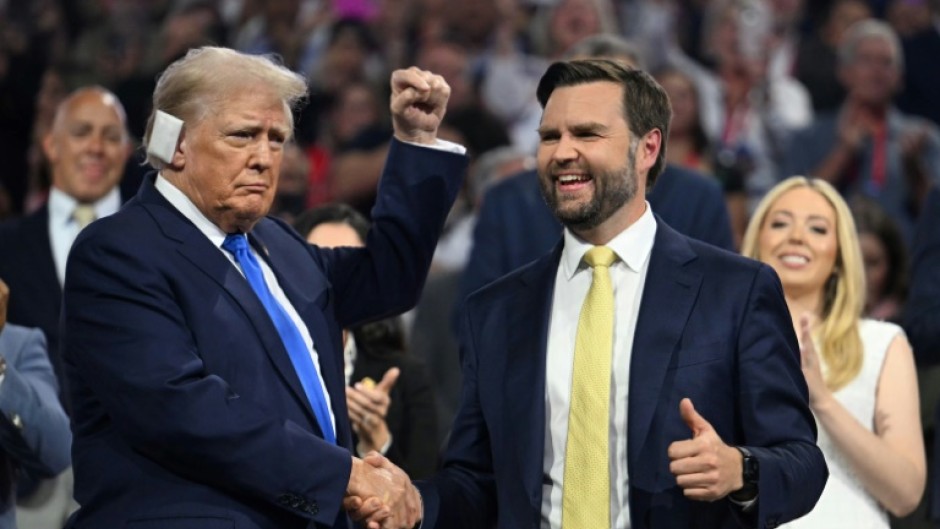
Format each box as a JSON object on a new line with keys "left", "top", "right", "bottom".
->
{"left": 729, "top": 494, "right": 758, "bottom": 511}
{"left": 400, "top": 138, "right": 467, "bottom": 155}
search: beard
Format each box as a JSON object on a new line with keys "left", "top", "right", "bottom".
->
{"left": 538, "top": 149, "right": 638, "bottom": 232}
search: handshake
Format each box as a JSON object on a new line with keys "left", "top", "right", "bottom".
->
{"left": 345, "top": 452, "right": 422, "bottom": 529}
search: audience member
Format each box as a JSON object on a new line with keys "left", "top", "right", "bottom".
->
{"left": 231, "top": 0, "right": 322, "bottom": 75}
{"left": 792, "top": 0, "right": 872, "bottom": 113}
{"left": 294, "top": 203, "right": 440, "bottom": 480}
{"left": 0, "top": 279, "right": 71, "bottom": 529}
{"left": 741, "top": 176, "right": 925, "bottom": 527}
{"left": 782, "top": 19, "right": 940, "bottom": 241}
{"left": 886, "top": 0, "right": 932, "bottom": 39}
{"left": 0, "top": 0, "right": 68, "bottom": 215}
{"left": 0, "top": 86, "right": 131, "bottom": 407}
{"left": 896, "top": 0, "right": 940, "bottom": 127}
{"left": 655, "top": 65, "right": 748, "bottom": 246}
{"left": 482, "top": 0, "right": 620, "bottom": 151}
{"left": 851, "top": 196, "right": 908, "bottom": 322}
{"left": 675, "top": 0, "right": 813, "bottom": 212}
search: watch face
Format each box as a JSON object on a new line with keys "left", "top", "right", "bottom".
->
{"left": 744, "top": 456, "right": 759, "bottom": 482}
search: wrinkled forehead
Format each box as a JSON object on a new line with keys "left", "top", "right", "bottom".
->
{"left": 195, "top": 84, "right": 293, "bottom": 132}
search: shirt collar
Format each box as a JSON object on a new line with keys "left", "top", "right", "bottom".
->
{"left": 154, "top": 173, "right": 230, "bottom": 248}
{"left": 48, "top": 186, "right": 121, "bottom": 227}
{"left": 560, "top": 201, "right": 657, "bottom": 280}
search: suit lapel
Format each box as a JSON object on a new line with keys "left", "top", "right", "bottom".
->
{"left": 505, "top": 244, "right": 561, "bottom": 513}
{"left": 138, "top": 179, "right": 324, "bottom": 432}
{"left": 628, "top": 219, "right": 701, "bottom": 472}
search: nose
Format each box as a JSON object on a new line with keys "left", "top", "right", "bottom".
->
{"left": 86, "top": 133, "right": 105, "bottom": 154}
{"left": 250, "top": 140, "right": 274, "bottom": 171}
{"left": 551, "top": 134, "right": 579, "bottom": 165}
{"left": 787, "top": 223, "right": 805, "bottom": 244}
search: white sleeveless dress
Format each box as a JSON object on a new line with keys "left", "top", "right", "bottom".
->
{"left": 784, "top": 319, "right": 902, "bottom": 529}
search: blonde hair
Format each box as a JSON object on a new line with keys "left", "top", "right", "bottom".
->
{"left": 741, "top": 177, "right": 866, "bottom": 391}
{"left": 143, "top": 46, "right": 308, "bottom": 169}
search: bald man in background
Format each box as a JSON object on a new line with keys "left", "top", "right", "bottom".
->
{"left": 0, "top": 87, "right": 132, "bottom": 406}
{"left": 0, "top": 86, "right": 132, "bottom": 528}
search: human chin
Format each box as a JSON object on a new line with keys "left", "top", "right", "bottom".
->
{"left": 554, "top": 194, "right": 605, "bottom": 230}
{"left": 225, "top": 195, "right": 272, "bottom": 227}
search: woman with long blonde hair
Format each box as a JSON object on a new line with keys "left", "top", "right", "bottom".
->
{"left": 741, "top": 176, "right": 924, "bottom": 527}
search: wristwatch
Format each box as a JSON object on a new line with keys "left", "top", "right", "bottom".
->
{"left": 731, "top": 446, "right": 759, "bottom": 501}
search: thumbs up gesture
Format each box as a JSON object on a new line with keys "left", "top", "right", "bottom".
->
{"left": 347, "top": 367, "right": 401, "bottom": 454}
{"left": 667, "top": 398, "right": 745, "bottom": 501}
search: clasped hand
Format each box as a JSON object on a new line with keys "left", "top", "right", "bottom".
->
{"left": 345, "top": 452, "right": 421, "bottom": 529}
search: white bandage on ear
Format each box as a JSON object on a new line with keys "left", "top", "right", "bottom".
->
{"left": 146, "top": 110, "right": 184, "bottom": 164}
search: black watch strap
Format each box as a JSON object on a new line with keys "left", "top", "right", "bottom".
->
{"left": 731, "top": 446, "right": 759, "bottom": 501}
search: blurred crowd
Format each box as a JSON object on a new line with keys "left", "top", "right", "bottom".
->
{"left": 1, "top": 0, "right": 940, "bottom": 527}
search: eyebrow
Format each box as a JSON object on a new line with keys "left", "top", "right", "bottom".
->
{"left": 770, "top": 210, "right": 833, "bottom": 225}
{"left": 571, "top": 122, "right": 608, "bottom": 134}
{"left": 536, "top": 121, "right": 609, "bottom": 137}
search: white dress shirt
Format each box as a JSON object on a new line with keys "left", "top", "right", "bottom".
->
{"left": 48, "top": 186, "right": 122, "bottom": 286}
{"left": 541, "top": 203, "right": 657, "bottom": 529}
{"left": 154, "top": 175, "right": 337, "bottom": 435}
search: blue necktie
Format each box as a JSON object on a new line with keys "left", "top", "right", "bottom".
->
{"left": 222, "top": 233, "right": 335, "bottom": 444}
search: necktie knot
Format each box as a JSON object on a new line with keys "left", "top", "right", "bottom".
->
{"left": 73, "top": 204, "right": 97, "bottom": 229}
{"left": 222, "top": 233, "right": 249, "bottom": 256}
{"left": 584, "top": 246, "right": 616, "bottom": 269}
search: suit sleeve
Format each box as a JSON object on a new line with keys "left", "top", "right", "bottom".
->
{"left": 0, "top": 326, "right": 71, "bottom": 477}
{"left": 415, "top": 304, "right": 498, "bottom": 529}
{"left": 317, "top": 139, "right": 468, "bottom": 328}
{"left": 733, "top": 265, "right": 828, "bottom": 528}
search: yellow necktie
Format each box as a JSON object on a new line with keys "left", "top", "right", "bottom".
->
{"left": 563, "top": 246, "right": 616, "bottom": 529}
{"left": 72, "top": 204, "right": 97, "bottom": 230}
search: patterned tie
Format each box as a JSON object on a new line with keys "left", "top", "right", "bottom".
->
{"left": 563, "top": 246, "right": 616, "bottom": 529}
{"left": 72, "top": 204, "right": 97, "bottom": 229}
{"left": 222, "top": 233, "right": 335, "bottom": 444}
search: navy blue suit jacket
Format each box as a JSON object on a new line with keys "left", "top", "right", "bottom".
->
{"left": 62, "top": 140, "right": 466, "bottom": 529}
{"left": 421, "top": 219, "right": 826, "bottom": 529}
{"left": 460, "top": 165, "right": 733, "bottom": 301}
{"left": 0, "top": 207, "right": 64, "bottom": 392}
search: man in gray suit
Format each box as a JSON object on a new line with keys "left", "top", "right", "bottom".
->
{"left": 0, "top": 279, "right": 71, "bottom": 528}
